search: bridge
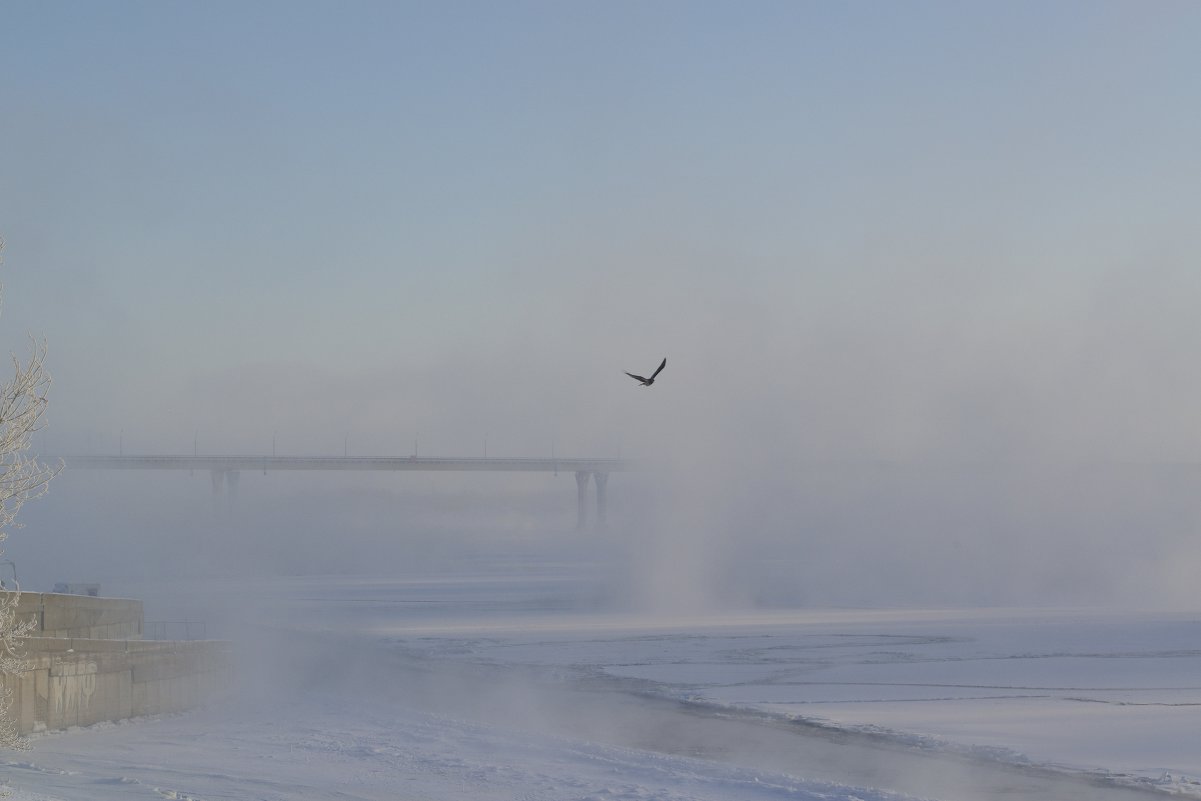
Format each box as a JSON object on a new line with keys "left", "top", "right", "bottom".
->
{"left": 60, "top": 455, "right": 636, "bottom": 528}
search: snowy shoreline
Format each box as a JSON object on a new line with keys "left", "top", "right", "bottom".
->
{"left": 4, "top": 576, "right": 1199, "bottom": 800}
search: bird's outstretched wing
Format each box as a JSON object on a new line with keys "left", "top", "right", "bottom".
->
{"left": 625, "top": 372, "right": 648, "bottom": 383}
{"left": 650, "top": 358, "right": 667, "bottom": 380}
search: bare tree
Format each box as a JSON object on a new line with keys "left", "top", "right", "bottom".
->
{"left": 0, "top": 239, "right": 60, "bottom": 751}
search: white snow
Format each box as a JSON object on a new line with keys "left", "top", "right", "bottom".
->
{"left": 2, "top": 697, "right": 916, "bottom": 801}
{"left": 3, "top": 572, "right": 1200, "bottom": 800}
{"left": 417, "top": 606, "right": 1201, "bottom": 786}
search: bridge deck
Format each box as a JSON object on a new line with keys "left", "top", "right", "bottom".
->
{"left": 60, "top": 455, "right": 632, "bottom": 473}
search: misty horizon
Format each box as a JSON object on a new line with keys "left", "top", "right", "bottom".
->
{"left": 4, "top": 4, "right": 1201, "bottom": 799}
{"left": 0, "top": 0, "right": 1196, "bottom": 653}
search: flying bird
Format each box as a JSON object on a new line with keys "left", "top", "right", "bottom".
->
{"left": 625, "top": 357, "right": 667, "bottom": 387}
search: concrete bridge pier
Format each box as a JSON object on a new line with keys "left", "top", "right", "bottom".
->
{"left": 210, "top": 469, "right": 239, "bottom": 512}
{"left": 594, "top": 471, "right": 608, "bottom": 527}
{"left": 575, "top": 471, "right": 590, "bottom": 529}
{"left": 575, "top": 471, "right": 610, "bottom": 529}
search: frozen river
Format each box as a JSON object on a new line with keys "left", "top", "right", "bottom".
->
{"left": 3, "top": 568, "right": 1200, "bottom": 800}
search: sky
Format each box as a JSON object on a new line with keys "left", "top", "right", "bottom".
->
{"left": 2, "top": 2, "right": 1201, "bottom": 605}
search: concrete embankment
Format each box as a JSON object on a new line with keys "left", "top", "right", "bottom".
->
{"left": 1, "top": 591, "right": 230, "bottom": 734}
{"left": 10, "top": 591, "right": 143, "bottom": 640}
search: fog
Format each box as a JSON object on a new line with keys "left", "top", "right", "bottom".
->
{"left": 2, "top": 5, "right": 1201, "bottom": 621}
{"left": 11, "top": 263, "right": 1201, "bottom": 610}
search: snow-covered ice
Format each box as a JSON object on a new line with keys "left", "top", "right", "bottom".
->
{"left": 3, "top": 570, "right": 1199, "bottom": 800}
{"left": 406, "top": 606, "right": 1201, "bottom": 787}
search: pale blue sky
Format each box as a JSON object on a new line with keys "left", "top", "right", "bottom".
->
{"left": 3, "top": 1, "right": 1201, "bottom": 460}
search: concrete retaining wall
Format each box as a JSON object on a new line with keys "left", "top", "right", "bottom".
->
{"left": 0, "top": 591, "right": 229, "bottom": 733}
{"left": 9, "top": 592, "right": 143, "bottom": 640}
{"left": 2, "top": 637, "right": 231, "bottom": 734}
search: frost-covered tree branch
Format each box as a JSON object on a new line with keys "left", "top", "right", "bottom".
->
{"left": 0, "top": 239, "right": 61, "bottom": 753}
